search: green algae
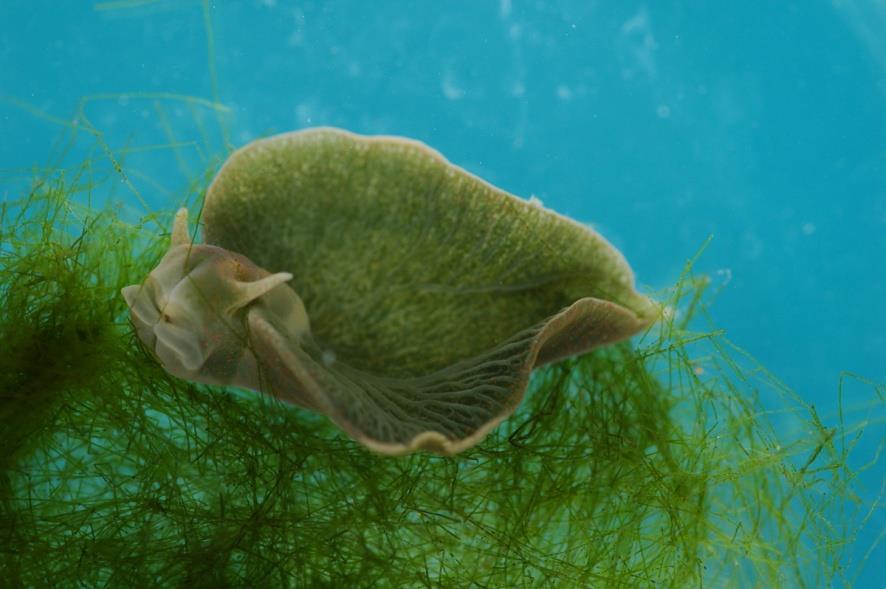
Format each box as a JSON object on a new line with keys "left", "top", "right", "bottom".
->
{"left": 0, "top": 166, "right": 883, "bottom": 588}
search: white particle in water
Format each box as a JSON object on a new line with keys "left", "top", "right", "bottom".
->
{"left": 716, "top": 268, "right": 732, "bottom": 287}
{"left": 442, "top": 73, "right": 465, "bottom": 100}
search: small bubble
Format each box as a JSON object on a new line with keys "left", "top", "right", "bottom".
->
{"left": 656, "top": 104, "right": 671, "bottom": 118}
{"left": 556, "top": 85, "right": 573, "bottom": 100}
{"left": 802, "top": 222, "right": 816, "bottom": 235}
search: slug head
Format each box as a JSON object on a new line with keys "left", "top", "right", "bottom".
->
{"left": 121, "top": 209, "right": 310, "bottom": 388}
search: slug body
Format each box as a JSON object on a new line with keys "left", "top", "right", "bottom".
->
{"left": 123, "top": 128, "right": 658, "bottom": 455}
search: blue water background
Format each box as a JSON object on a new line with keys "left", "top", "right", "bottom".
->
{"left": 1, "top": 1, "right": 883, "bottom": 585}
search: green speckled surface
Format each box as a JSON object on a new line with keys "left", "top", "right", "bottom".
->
{"left": 204, "top": 128, "right": 655, "bottom": 379}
